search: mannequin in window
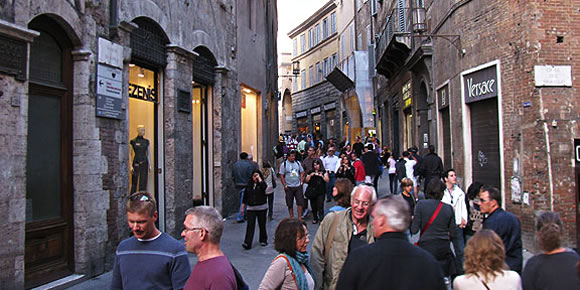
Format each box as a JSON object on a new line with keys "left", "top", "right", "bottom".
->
{"left": 130, "top": 125, "right": 150, "bottom": 193}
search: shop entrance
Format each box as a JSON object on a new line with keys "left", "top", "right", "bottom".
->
{"left": 440, "top": 107, "right": 452, "bottom": 168}
{"left": 242, "top": 86, "right": 260, "bottom": 160}
{"left": 404, "top": 109, "right": 413, "bottom": 150}
{"left": 25, "top": 16, "right": 74, "bottom": 288}
{"left": 470, "top": 97, "right": 500, "bottom": 188}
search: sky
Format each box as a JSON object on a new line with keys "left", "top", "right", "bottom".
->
{"left": 277, "top": 0, "right": 327, "bottom": 56}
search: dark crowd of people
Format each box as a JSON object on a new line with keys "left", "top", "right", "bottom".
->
{"left": 110, "top": 133, "right": 580, "bottom": 290}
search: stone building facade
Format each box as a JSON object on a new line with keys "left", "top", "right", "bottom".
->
{"left": 288, "top": 0, "right": 342, "bottom": 140}
{"left": 373, "top": 0, "right": 579, "bottom": 250}
{"left": 0, "top": 0, "right": 276, "bottom": 288}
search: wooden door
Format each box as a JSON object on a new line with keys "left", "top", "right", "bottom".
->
{"left": 26, "top": 16, "right": 74, "bottom": 288}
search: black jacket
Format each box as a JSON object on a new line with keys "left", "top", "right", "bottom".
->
{"left": 361, "top": 151, "right": 380, "bottom": 176}
{"left": 395, "top": 159, "right": 407, "bottom": 181}
{"left": 243, "top": 181, "right": 267, "bottom": 206}
{"left": 336, "top": 232, "right": 446, "bottom": 290}
{"left": 418, "top": 152, "right": 443, "bottom": 179}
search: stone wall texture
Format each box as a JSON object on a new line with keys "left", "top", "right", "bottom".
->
{"left": 0, "top": 0, "right": 276, "bottom": 286}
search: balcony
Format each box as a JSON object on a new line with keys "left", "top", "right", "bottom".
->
{"left": 375, "top": 7, "right": 415, "bottom": 78}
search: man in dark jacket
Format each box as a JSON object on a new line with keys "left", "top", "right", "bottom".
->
{"left": 336, "top": 196, "right": 446, "bottom": 290}
{"left": 232, "top": 152, "right": 254, "bottom": 223}
{"left": 394, "top": 153, "right": 407, "bottom": 194}
{"left": 479, "top": 186, "right": 523, "bottom": 273}
{"left": 418, "top": 145, "right": 444, "bottom": 189}
{"left": 361, "top": 144, "right": 380, "bottom": 190}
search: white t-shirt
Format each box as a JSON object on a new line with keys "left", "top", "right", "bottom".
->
{"left": 322, "top": 155, "right": 340, "bottom": 174}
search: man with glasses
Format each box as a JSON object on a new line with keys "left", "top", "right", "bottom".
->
{"left": 477, "top": 186, "right": 523, "bottom": 274}
{"left": 111, "top": 192, "right": 190, "bottom": 290}
{"left": 182, "top": 206, "right": 237, "bottom": 289}
{"left": 311, "top": 184, "right": 377, "bottom": 290}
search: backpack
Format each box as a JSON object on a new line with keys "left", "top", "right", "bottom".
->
{"left": 395, "top": 159, "right": 407, "bottom": 181}
{"left": 282, "top": 160, "right": 301, "bottom": 176}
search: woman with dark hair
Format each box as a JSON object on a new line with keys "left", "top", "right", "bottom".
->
{"left": 522, "top": 211, "right": 580, "bottom": 289}
{"left": 259, "top": 218, "right": 315, "bottom": 290}
{"left": 327, "top": 178, "right": 353, "bottom": 213}
{"left": 464, "top": 181, "right": 484, "bottom": 242}
{"left": 411, "top": 178, "right": 457, "bottom": 279}
{"left": 454, "top": 229, "right": 521, "bottom": 289}
{"left": 242, "top": 170, "right": 268, "bottom": 249}
{"left": 304, "top": 159, "right": 329, "bottom": 224}
{"left": 336, "top": 155, "right": 355, "bottom": 184}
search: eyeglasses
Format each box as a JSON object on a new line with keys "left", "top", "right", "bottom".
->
{"left": 297, "top": 234, "right": 310, "bottom": 241}
{"left": 352, "top": 199, "right": 371, "bottom": 207}
{"left": 183, "top": 227, "right": 207, "bottom": 233}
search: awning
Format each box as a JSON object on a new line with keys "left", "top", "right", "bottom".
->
{"left": 325, "top": 67, "right": 354, "bottom": 92}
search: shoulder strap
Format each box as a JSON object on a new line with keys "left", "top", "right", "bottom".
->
{"left": 324, "top": 212, "right": 341, "bottom": 261}
{"left": 420, "top": 202, "right": 443, "bottom": 236}
{"left": 274, "top": 254, "right": 298, "bottom": 289}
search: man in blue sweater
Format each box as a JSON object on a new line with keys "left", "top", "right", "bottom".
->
{"left": 111, "top": 192, "right": 191, "bottom": 289}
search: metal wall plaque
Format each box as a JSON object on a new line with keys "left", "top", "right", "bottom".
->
{"left": 177, "top": 89, "right": 191, "bottom": 113}
{"left": 0, "top": 34, "right": 27, "bottom": 81}
{"left": 96, "top": 64, "right": 124, "bottom": 119}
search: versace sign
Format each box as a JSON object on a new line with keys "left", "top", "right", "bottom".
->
{"left": 463, "top": 64, "right": 498, "bottom": 104}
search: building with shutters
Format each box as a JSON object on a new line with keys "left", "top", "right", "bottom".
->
{"left": 0, "top": 0, "right": 277, "bottom": 288}
{"left": 372, "top": 0, "right": 580, "bottom": 250}
{"left": 287, "top": 0, "right": 342, "bottom": 140}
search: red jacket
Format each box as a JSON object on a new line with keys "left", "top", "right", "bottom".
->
{"left": 353, "top": 159, "right": 366, "bottom": 182}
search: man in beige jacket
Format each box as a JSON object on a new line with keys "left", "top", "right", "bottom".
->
{"left": 311, "top": 184, "right": 377, "bottom": 289}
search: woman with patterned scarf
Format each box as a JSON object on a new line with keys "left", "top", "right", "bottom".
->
{"left": 259, "top": 218, "right": 316, "bottom": 290}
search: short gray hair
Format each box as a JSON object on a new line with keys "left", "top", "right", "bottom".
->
{"left": 373, "top": 196, "right": 410, "bottom": 232}
{"left": 350, "top": 184, "right": 378, "bottom": 204}
{"left": 185, "top": 206, "right": 224, "bottom": 244}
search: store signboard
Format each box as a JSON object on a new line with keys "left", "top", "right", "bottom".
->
{"left": 96, "top": 64, "right": 123, "bottom": 119}
{"left": 463, "top": 64, "right": 498, "bottom": 104}
{"left": 296, "top": 111, "right": 308, "bottom": 118}
{"left": 437, "top": 84, "right": 449, "bottom": 109}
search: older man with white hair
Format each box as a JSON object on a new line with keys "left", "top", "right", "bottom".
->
{"left": 336, "top": 196, "right": 446, "bottom": 290}
{"left": 311, "top": 184, "right": 377, "bottom": 290}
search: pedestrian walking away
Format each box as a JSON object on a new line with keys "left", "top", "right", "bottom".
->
{"left": 233, "top": 152, "right": 255, "bottom": 223}
{"left": 261, "top": 161, "right": 277, "bottom": 220}
{"left": 336, "top": 196, "right": 446, "bottom": 290}
{"left": 453, "top": 230, "right": 522, "bottom": 290}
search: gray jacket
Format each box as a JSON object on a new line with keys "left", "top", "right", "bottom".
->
{"left": 232, "top": 159, "right": 254, "bottom": 187}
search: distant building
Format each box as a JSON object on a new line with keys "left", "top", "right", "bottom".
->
{"left": 288, "top": 0, "right": 342, "bottom": 140}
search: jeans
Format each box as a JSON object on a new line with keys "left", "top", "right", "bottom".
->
{"left": 451, "top": 226, "right": 465, "bottom": 274}
{"left": 389, "top": 173, "right": 397, "bottom": 194}
{"left": 326, "top": 173, "right": 336, "bottom": 201}
{"left": 266, "top": 193, "right": 274, "bottom": 218}
{"left": 237, "top": 187, "right": 247, "bottom": 222}
{"left": 244, "top": 209, "right": 267, "bottom": 246}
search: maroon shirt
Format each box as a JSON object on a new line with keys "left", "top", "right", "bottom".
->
{"left": 185, "top": 255, "right": 236, "bottom": 290}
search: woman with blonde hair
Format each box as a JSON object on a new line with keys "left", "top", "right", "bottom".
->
{"left": 454, "top": 229, "right": 521, "bottom": 290}
{"left": 522, "top": 211, "right": 579, "bottom": 289}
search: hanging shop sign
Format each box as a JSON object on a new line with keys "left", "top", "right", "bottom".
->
{"left": 437, "top": 84, "right": 449, "bottom": 110}
{"left": 96, "top": 64, "right": 124, "bottom": 119}
{"left": 463, "top": 64, "right": 498, "bottom": 104}
{"left": 402, "top": 80, "right": 412, "bottom": 108}
{"left": 296, "top": 110, "right": 308, "bottom": 118}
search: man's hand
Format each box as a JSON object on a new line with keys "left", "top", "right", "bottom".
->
{"left": 460, "top": 219, "right": 467, "bottom": 228}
